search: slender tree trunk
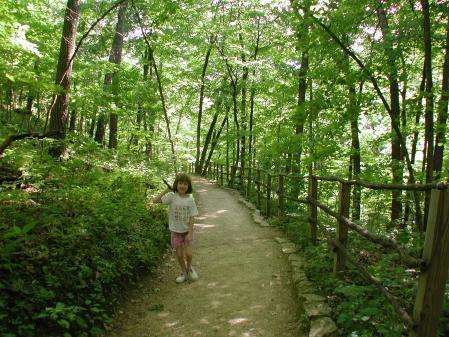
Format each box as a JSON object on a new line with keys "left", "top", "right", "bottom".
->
{"left": 95, "top": 2, "right": 127, "bottom": 146}
{"left": 349, "top": 84, "right": 361, "bottom": 221}
{"left": 198, "top": 99, "right": 221, "bottom": 173}
{"left": 229, "top": 80, "right": 240, "bottom": 187}
{"left": 89, "top": 115, "right": 96, "bottom": 137}
{"left": 290, "top": 0, "right": 310, "bottom": 183}
{"left": 247, "top": 20, "right": 261, "bottom": 196}
{"left": 247, "top": 87, "right": 255, "bottom": 195}
{"left": 26, "top": 59, "right": 39, "bottom": 116}
{"left": 377, "top": 6, "right": 403, "bottom": 227}
{"left": 108, "top": 1, "right": 127, "bottom": 149}
{"left": 238, "top": 33, "right": 249, "bottom": 191}
{"left": 48, "top": 0, "right": 81, "bottom": 141}
{"left": 69, "top": 108, "right": 76, "bottom": 131}
{"left": 421, "top": 0, "right": 435, "bottom": 229}
{"left": 433, "top": 12, "right": 449, "bottom": 178}
{"left": 69, "top": 81, "right": 77, "bottom": 131}
{"left": 226, "top": 104, "right": 229, "bottom": 183}
{"left": 78, "top": 116, "right": 84, "bottom": 133}
{"left": 203, "top": 115, "right": 227, "bottom": 175}
{"left": 196, "top": 35, "right": 215, "bottom": 173}
{"left": 131, "top": 46, "right": 150, "bottom": 147}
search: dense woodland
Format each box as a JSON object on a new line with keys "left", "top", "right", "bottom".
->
{"left": 1, "top": 0, "right": 448, "bottom": 336}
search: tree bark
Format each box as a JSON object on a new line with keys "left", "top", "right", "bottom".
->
{"left": 95, "top": 2, "right": 127, "bottom": 145}
{"left": 108, "top": 1, "right": 127, "bottom": 149}
{"left": 238, "top": 32, "right": 249, "bottom": 191}
{"left": 203, "top": 115, "right": 227, "bottom": 175}
{"left": 421, "top": 0, "right": 435, "bottom": 229}
{"left": 48, "top": 0, "right": 81, "bottom": 140}
{"left": 247, "top": 21, "right": 260, "bottom": 195}
{"left": 348, "top": 83, "right": 361, "bottom": 221}
{"left": 198, "top": 98, "right": 221, "bottom": 173}
{"left": 377, "top": 5, "right": 403, "bottom": 227}
{"left": 291, "top": 0, "right": 310, "bottom": 178}
{"left": 433, "top": 12, "right": 449, "bottom": 178}
{"left": 196, "top": 35, "right": 215, "bottom": 173}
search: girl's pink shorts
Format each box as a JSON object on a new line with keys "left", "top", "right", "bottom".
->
{"left": 170, "top": 231, "right": 193, "bottom": 249}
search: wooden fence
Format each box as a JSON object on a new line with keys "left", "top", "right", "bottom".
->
{"left": 188, "top": 162, "right": 449, "bottom": 337}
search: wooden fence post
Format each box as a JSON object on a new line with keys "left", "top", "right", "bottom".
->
{"left": 256, "top": 169, "right": 261, "bottom": 209}
{"left": 334, "top": 182, "right": 350, "bottom": 275}
{"left": 410, "top": 188, "right": 449, "bottom": 337}
{"left": 309, "top": 176, "right": 318, "bottom": 245}
{"left": 266, "top": 173, "right": 272, "bottom": 217}
{"left": 278, "top": 174, "right": 285, "bottom": 216}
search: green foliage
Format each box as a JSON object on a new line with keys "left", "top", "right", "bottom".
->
{"left": 0, "top": 138, "right": 170, "bottom": 337}
{"left": 271, "top": 213, "right": 425, "bottom": 336}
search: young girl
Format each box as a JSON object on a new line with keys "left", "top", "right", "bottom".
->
{"left": 153, "top": 173, "right": 199, "bottom": 283}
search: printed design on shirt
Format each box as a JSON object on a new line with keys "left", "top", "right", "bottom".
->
{"left": 173, "top": 205, "right": 191, "bottom": 223}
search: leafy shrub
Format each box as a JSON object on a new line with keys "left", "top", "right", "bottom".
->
{"left": 0, "top": 141, "right": 170, "bottom": 336}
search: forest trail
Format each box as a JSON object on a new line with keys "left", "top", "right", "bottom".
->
{"left": 107, "top": 176, "right": 302, "bottom": 337}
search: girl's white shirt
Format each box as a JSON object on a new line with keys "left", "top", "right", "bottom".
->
{"left": 161, "top": 192, "right": 198, "bottom": 233}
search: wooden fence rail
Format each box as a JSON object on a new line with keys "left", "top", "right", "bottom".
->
{"left": 188, "top": 162, "right": 449, "bottom": 337}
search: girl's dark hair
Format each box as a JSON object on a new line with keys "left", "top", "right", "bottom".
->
{"left": 173, "top": 172, "right": 193, "bottom": 194}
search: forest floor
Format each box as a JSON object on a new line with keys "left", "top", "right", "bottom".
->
{"left": 106, "top": 176, "right": 303, "bottom": 337}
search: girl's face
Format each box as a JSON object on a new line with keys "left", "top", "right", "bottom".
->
{"left": 177, "top": 181, "right": 189, "bottom": 195}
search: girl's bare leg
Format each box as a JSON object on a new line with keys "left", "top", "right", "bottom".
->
{"left": 184, "top": 245, "right": 193, "bottom": 272}
{"left": 175, "top": 246, "right": 187, "bottom": 274}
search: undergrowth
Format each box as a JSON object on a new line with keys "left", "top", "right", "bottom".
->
{"left": 270, "top": 213, "right": 449, "bottom": 337}
{"left": 0, "top": 135, "right": 172, "bottom": 337}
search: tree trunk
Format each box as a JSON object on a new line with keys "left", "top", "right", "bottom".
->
{"left": 69, "top": 107, "right": 76, "bottom": 131}
{"left": 238, "top": 32, "right": 249, "bottom": 191}
{"left": 48, "top": 0, "right": 81, "bottom": 140}
{"left": 78, "top": 116, "right": 84, "bottom": 133}
{"left": 196, "top": 35, "right": 215, "bottom": 173}
{"left": 229, "top": 80, "right": 240, "bottom": 187}
{"left": 433, "top": 12, "right": 449, "bottom": 178}
{"left": 95, "top": 3, "right": 127, "bottom": 146}
{"left": 69, "top": 81, "right": 77, "bottom": 131}
{"left": 349, "top": 84, "right": 361, "bottom": 221}
{"left": 89, "top": 115, "right": 96, "bottom": 137}
{"left": 377, "top": 5, "right": 403, "bottom": 227}
{"left": 290, "top": 0, "right": 310, "bottom": 183}
{"left": 108, "top": 1, "right": 127, "bottom": 149}
{"left": 203, "top": 115, "right": 227, "bottom": 175}
{"left": 421, "top": 0, "right": 435, "bottom": 230}
{"left": 198, "top": 98, "right": 221, "bottom": 173}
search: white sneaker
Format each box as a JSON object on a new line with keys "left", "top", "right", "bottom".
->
{"left": 188, "top": 267, "right": 199, "bottom": 281}
{"left": 175, "top": 274, "right": 187, "bottom": 283}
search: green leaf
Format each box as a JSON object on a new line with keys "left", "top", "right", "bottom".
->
{"left": 3, "top": 226, "right": 22, "bottom": 239}
{"left": 58, "top": 319, "right": 70, "bottom": 329}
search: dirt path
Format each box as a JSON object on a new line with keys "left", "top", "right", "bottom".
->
{"left": 107, "top": 177, "right": 302, "bottom": 337}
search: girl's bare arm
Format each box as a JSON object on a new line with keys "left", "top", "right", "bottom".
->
{"left": 152, "top": 188, "right": 171, "bottom": 203}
